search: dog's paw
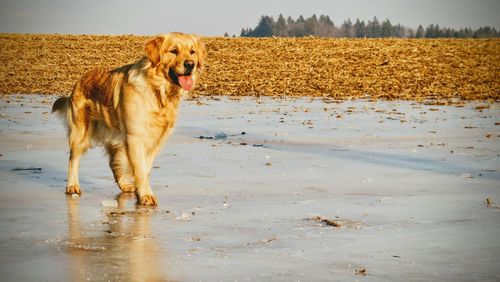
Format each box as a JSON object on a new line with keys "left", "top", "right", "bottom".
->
{"left": 118, "top": 183, "right": 136, "bottom": 193}
{"left": 66, "top": 185, "right": 81, "bottom": 195}
{"left": 139, "top": 194, "right": 158, "bottom": 206}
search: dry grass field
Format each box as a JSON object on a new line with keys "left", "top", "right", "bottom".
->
{"left": 0, "top": 34, "right": 498, "bottom": 102}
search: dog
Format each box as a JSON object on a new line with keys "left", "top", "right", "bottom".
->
{"left": 52, "top": 32, "right": 206, "bottom": 205}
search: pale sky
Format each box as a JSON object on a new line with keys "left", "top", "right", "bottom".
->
{"left": 0, "top": 0, "right": 499, "bottom": 36}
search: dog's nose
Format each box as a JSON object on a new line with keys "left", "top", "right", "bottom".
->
{"left": 184, "top": 60, "right": 195, "bottom": 73}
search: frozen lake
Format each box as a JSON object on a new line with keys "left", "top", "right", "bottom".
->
{"left": 0, "top": 95, "right": 499, "bottom": 281}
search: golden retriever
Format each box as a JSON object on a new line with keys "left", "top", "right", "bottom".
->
{"left": 52, "top": 32, "right": 206, "bottom": 205}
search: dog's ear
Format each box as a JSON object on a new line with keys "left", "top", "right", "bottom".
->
{"left": 195, "top": 37, "right": 207, "bottom": 70}
{"left": 145, "top": 35, "right": 165, "bottom": 66}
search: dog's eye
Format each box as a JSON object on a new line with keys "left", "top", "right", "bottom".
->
{"left": 170, "top": 49, "right": 178, "bottom": 55}
{"left": 190, "top": 50, "right": 196, "bottom": 55}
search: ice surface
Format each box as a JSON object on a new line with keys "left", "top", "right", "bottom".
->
{"left": 0, "top": 95, "right": 499, "bottom": 281}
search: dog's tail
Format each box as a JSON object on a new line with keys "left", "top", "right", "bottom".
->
{"left": 51, "top": 97, "right": 70, "bottom": 121}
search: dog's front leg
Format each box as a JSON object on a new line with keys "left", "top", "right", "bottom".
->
{"left": 126, "top": 135, "right": 157, "bottom": 205}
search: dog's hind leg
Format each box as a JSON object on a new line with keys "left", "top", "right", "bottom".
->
{"left": 107, "top": 145, "right": 136, "bottom": 192}
{"left": 65, "top": 98, "right": 91, "bottom": 195}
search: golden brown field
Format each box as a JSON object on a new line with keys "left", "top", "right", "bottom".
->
{"left": 0, "top": 34, "right": 498, "bottom": 102}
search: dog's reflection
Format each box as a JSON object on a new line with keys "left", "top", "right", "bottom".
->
{"left": 66, "top": 193, "right": 168, "bottom": 281}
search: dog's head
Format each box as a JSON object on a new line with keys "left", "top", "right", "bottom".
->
{"left": 145, "top": 32, "right": 206, "bottom": 91}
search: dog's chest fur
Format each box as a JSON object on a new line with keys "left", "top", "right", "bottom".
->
{"left": 129, "top": 91, "right": 182, "bottom": 152}
{"left": 147, "top": 98, "right": 179, "bottom": 145}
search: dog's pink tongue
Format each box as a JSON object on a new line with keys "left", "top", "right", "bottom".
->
{"left": 178, "top": 75, "right": 193, "bottom": 91}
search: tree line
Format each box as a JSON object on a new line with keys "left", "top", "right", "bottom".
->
{"left": 238, "top": 14, "right": 499, "bottom": 38}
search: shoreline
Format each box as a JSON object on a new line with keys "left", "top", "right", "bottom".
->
{"left": 1, "top": 92, "right": 495, "bottom": 107}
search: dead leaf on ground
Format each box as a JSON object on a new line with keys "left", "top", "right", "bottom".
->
{"left": 355, "top": 268, "right": 368, "bottom": 276}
